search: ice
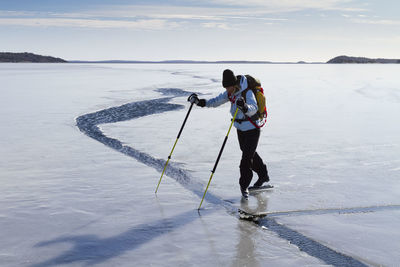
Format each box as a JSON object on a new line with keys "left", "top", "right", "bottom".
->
{"left": 0, "top": 63, "right": 399, "bottom": 266}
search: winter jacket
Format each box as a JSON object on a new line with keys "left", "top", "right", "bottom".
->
{"left": 206, "top": 75, "right": 261, "bottom": 131}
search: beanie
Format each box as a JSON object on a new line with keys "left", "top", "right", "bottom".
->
{"left": 222, "top": 69, "right": 237, "bottom": 87}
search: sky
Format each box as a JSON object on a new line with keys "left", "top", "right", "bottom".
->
{"left": 0, "top": 0, "right": 399, "bottom": 62}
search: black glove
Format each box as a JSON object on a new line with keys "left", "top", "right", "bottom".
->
{"left": 188, "top": 93, "right": 206, "bottom": 107}
{"left": 197, "top": 99, "right": 206, "bottom": 107}
{"left": 236, "top": 97, "right": 248, "bottom": 113}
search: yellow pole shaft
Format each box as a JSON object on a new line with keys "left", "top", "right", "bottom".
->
{"left": 198, "top": 108, "right": 239, "bottom": 210}
{"left": 155, "top": 102, "right": 194, "bottom": 193}
{"left": 225, "top": 108, "right": 238, "bottom": 137}
{"left": 155, "top": 137, "right": 179, "bottom": 193}
{"left": 198, "top": 172, "right": 214, "bottom": 210}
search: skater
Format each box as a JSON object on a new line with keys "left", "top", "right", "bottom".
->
{"left": 188, "top": 69, "right": 270, "bottom": 199}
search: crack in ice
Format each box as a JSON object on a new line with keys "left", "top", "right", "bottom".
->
{"left": 76, "top": 88, "right": 379, "bottom": 266}
{"left": 76, "top": 89, "right": 232, "bottom": 211}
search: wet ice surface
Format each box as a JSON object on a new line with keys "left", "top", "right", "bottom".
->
{"left": 1, "top": 63, "right": 400, "bottom": 266}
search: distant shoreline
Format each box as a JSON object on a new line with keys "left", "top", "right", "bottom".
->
{"left": 1, "top": 52, "right": 399, "bottom": 64}
{"left": 68, "top": 60, "right": 323, "bottom": 64}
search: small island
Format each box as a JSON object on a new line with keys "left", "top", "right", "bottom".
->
{"left": 0, "top": 52, "right": 67, "bottom": 63}
{"left": 327, "top": 55, "right": 400, "bottom": 64}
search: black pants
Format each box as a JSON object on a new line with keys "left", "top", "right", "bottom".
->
{"left": 237, "top": 128, "right": 269, "bottom": 189}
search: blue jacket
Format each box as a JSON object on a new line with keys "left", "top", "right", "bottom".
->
{"left": 206, "top": 75, "right": 261, "bottom": 131}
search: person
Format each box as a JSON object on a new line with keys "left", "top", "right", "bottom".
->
{"left": 188, "top": 69, "right": 270, "bottom": 199}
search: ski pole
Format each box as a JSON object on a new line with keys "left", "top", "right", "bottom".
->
{"left": 198, "top": 107, "right": 239, "bottom": 210}
{"left": 155, "top": 95, "right": 196, "bottom": 193}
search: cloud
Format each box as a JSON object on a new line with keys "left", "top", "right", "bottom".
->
{"left": 206, "top": 0, "right": 365, "bottom": 12}
{"left": 351, "top": 18, "right": 400, "bottom": 25}
{"left": 78, "top": 5, "right": 227, "bottom": 21}
{"left": 0, "top": 17, "right": 177, "bottom": 29}
{"left": 0, "top": 5, "right": 286, "bottom": 30}
{"left": 0, "top": 0, "right": 367, "bottom": 30}
{"left": 85, "top": 1, "right": 364, "bottom": 22}
{"left": 78, "top": 4, "right": 291, "bottom": 27}
{"left": 202, "top": 22, "right": 230, "bottom": 30}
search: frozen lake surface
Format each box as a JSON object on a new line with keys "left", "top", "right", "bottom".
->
{"left": 1, "top": 63, "right": 399, "bottom": 266}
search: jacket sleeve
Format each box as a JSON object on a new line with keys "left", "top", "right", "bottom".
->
{"left": 206, "top": 91, "right": 229, "bottom": 108}
{"left": 244, "top": 90, "right": 258, "bottom": 117}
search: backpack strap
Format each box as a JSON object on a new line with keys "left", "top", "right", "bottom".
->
{"left": 235, "top": 88, "right": 261, "bottom": 128}
{"left": 234, "top": 114, "right": 259, "bottom": 123}
{"left": 241, "top": 88, "right": 249, "bottom": 101}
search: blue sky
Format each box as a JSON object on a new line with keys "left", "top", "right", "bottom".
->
{"left": 1, "top": 0, "right": 399, "bottom": 61}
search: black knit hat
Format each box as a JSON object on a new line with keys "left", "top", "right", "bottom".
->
{"left": 222, "top": 69, "right": 237, "bottom": 87}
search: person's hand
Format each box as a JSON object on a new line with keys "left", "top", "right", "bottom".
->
{"left": 188, "top": 93, "right": 206, "bottom": 107}
{"left": 236, "top": 97, "right": 248, "bottom": 113}
{"left": 197, "top": 99, "right": 206, "bottom": 107}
